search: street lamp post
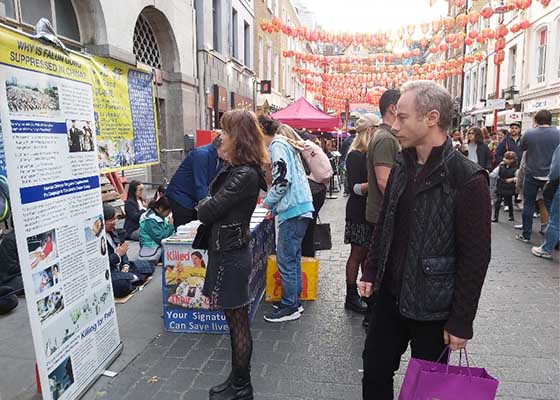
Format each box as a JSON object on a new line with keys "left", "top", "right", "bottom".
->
{"left": 493, "top": 1, "right": 508, "bottom": 133}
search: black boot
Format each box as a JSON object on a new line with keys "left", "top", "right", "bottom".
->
{"left": 345, "top": 283, "right": 368, "bottom": 314}
{"left": 210, "top": 368, "right": 253, "bottom": 400}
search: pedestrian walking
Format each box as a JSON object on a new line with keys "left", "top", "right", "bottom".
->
{"left": 516, "top": 110, "right": 560, "bottom": 243}
{"left": 260, "top": 120, "right": 314, "bottom": 323}
{"left": 532, "top": 144, "right": 560, "bottom": 260}
{"left": 344, "top": 114, "right": 380, "bottom": 315}
{"left": 495, "top": 122, "right": 523, "bottom": 164}
{"left": 491, "top": 151, "right": 517, "bottom": 223}
{"left": 466, "top": 127, "right": 493, "bottom": 171}
{"left": 197, "top": 109, "right": 268, "bottom": 400}
{"left": 166, "top": 135, "right": 225, "bottom": 228}
{"left": 359, "top": 81, "right": 491, "bottom": 400}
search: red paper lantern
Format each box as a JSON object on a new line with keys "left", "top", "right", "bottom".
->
{"left": 444, "top": 17, "right": 455, "bottom": 31}
{"left": 542, "top": 0, "right": 551, "bottom": 6}
{"left": 496, "top": 24, "right": 509, "bottom": 38}
{"left": 469, "top": 11, "right": 480, "bottom": 25}
{"left": 445, "top": 33, "right": 457, "bottom": 43}
{"left": 468, "top": 29, "right": 479, "bottom": 39}
{"left": 510, "top": 23, "right": 521, "bottom": 33}
{"left": 480, "top": 4, "right": 494, "bottom": 19}
{"left": 432, "top": 19, "right": 442, "bottom": 32}
{"left": 452, "top": 40, "right": 462, "bottom": 49}
{"left": 456, "top": 14, "right": 469, "bottom": 28}
{"left": 429, "top": 45, "right": 438, "bottom": 54}
{"left": 494, "top": 50, "right": 505, "bottom": 65}
{"left": 454, "top": 0, "right": 466, "bottom": 6}
{"left": 495, "top": 38, "right": 506, "bottom": 51}
{"left": 439, "top": 43, "right": 449, "bottom": 52}
{"left": 519, "top": 19, "right": 531, "bottom": 29}
{"left": 517, "top": 0, "right": 532, "bottom": 9}
{"left": 432, "top": 34, "right": 443, "bottom": 45}
{"left": 476, "top": 36, "right": 485, "bottom": 44}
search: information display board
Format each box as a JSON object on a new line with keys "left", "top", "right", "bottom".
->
{"left": 0, "top": 26, "right": 122, "bottom": 400}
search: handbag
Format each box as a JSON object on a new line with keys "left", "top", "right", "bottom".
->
{"left": 192, "top": 224, "right": 211, "bottom": 250}
{"left": 543, "top": 178, "right": 559, "bottom": 203}
{"left": 313, "top": 219, "right": 332, "bottom": 251}
{"left": 399, "top": 348, "right": 499, "bottom": 400}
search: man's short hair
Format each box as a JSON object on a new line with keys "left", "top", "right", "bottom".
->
{"left": 534, "top": 109, "right": 552, "bottom": 126}
{"left": 379, "top": 89, "right": 401, "bottom": 117}
{"left": 504, "top": 151, "right": 517, "bottom": 161}
{"left": 400, "top": 80, "right": 453, "bottom": 130}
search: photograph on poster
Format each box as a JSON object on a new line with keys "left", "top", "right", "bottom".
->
{"left": 84, "top": 215, "right": 103, "bottom": 242}
{"left": 5, "top": 75, "right": 60, "bottom": 113}
{"left": 37, "top": 291, "right": 65, "bottom": 323}
{"left": 97, "top": 138, "right": 135, "bottom": 169}
{"left": 165, "top": 252, "right": 209, "bottom": 310}
{"left": 32, "top": 264, "right": 61, "bottom": 295}
{"left": 100, "top": 237, "right": 107, "bottom": 256}
{"left": 67, "top": 119, "right": 95, "bottom": 153}
{"left": 27, "top": 229, "right": 58, "bottom": 270}
{"left": 48, "top": 356, "right": 74, "bottom": 400}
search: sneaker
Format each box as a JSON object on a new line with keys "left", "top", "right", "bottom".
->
{"left": 272, "top": 302, "right": 304, "bottom": 313}
{"left": 264, "top": 307, "right": 301, "bottom": 323}
{"left": 532, "top": 246, "right": 553, "bottom": 260}
{"left": 491, "top": 217, "right": 498, "bottom": 223}
{"left": 514, "top": 224, "right": 523, "bottom": 230}
{"left": 515, "top": 234, "right": 530, "bottom": 243}
{"left": 504, "top": 206, "right": 510, "bottom": 212}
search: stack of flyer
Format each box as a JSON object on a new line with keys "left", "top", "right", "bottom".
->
{"left": 171, "top": 220, "right": 202, "bottom": 242}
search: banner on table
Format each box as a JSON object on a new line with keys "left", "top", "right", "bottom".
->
{"left": 91, "top": 57, "right": 159, "bottom": 172}
{"left": 0, "top": 26, "right": 122, "bottom": 400}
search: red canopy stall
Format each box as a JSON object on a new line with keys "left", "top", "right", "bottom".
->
{"left": 271, "top": 97, "right": 339, "bottom": 131}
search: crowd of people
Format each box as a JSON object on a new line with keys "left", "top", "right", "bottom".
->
{"left": 0, "top": 79, "right": 558, "bottom": 400}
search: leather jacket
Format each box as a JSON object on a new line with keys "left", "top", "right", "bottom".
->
{"left": 374, "top": 139, "right": 486, "bottom": 321}
{"left": 198, "top": 164, "right": 267, "bottom": 252}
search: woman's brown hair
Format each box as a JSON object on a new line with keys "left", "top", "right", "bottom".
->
{"left": 220, "top": 109, "right": 268, "bottom": 167}
{"left": 468, "top": 127, "right": 484, "bottom": 145}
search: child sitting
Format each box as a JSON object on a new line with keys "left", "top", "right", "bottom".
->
{"left": 138, "top": 195, "right": 175, "bottom": 262}
{"left": 492, "top": 151, "right": 518, "bottom": 223}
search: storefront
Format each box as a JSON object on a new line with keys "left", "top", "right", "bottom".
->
{"left": 522, "top": 94, "right": 560, "bottom": 128}
{"left": 231, "top": 92, "right": 254, "bottom": 110}
{"left": 213, "top": 85, "right": 228, "bottom": 129}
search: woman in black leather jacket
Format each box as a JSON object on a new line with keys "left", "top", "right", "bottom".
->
{"left": 198, "top": 109, "right": 268, "bottom": 400}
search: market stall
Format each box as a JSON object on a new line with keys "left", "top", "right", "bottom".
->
{"left": 161, "top": 206, "right": 275, "bottom": 333}
{"left": 271, "top": 97, "right": 340, "bottom": 131}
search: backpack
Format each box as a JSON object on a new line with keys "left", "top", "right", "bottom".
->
{"left": 301, "top": 140, "right": 333, "bottom": 184}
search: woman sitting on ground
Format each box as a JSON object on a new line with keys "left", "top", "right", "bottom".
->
{"left": 124, "top": 180, "right": 146, "bottom": 241}
{"left": 138, "top": 195, "right": 175, "bottom": 263}
{"left": 104, "top": 204, "right": 154, "bottom": 298}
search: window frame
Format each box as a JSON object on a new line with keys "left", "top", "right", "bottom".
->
{"left": 535, "top": 26, "right": 548, "bottom": 85}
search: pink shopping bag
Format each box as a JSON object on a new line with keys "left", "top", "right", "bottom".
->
{"left": 398, "top": 349, "right": 499, "bottom": 400}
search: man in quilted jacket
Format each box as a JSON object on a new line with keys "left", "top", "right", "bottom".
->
{"left": 359, "top": 81, "right": 491, "bottom": 399}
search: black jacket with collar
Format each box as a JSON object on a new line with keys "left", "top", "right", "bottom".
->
{"left": 198, "top": 164, "right": 267, "bottom": 252}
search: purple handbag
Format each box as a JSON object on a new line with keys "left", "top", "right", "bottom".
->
{"left": 398, "top": 349, "right": 499, "bottom": 400}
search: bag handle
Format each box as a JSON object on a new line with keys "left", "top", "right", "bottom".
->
{"left": 444, "top": 348, "right": 473, "bottom": 380}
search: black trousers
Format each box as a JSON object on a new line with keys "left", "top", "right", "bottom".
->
{"left": 362, "top": 289, "right": 448, "bottom": 400}
{"left": 169, "top": 198, "right": 197, "bottom": 229}
{"left": 301, "top": 188, "right": 327, "bottom": 257}
{"left": 494, "top": 194, "right": 514, "bottom": 219}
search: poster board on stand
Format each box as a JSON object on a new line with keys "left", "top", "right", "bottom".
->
{"left": 0, "top": 25, "right": 122, "bottom": 400}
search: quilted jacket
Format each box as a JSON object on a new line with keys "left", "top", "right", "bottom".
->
{"left": 373, "top": 139, "right": 485, "bottom": 321}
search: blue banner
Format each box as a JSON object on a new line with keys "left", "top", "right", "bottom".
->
{"left": 10, "top": 120, "right": 67, "bottom": 134}
{"left": 20, "top": 176, "right": 100, "bottom": 204}
{"left": 127, "top": 70, "right": 158, "bottom": 165}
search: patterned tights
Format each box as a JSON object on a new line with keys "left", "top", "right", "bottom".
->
{"left": 224, "top": 305, "right": 252, "bottom": 371}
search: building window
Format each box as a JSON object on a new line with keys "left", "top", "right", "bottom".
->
{"left": 213, "top": 0, "right": 220, "bottom": 52}
{"left": 133, "top": 14, "right": 162, "bottom": 69}
{"left": 54, "top": 0, "right": 80, "bottom": 42}
{"left": 536, "top": 28, "right": 547, "bottom": 83}
{"left": 244, "top": 22, "right": 250, "bottom": 68}
{"left": 273, "top": 53, "right": 279, "bottom": 89}
{"left": 508, "top": 45, "right": 517, "bottom": 87}
{"left": 266, "top": 46, "right": 272, "bottom": 81}
{"left": 18, "top": 0, "right": 80, "bottom": 42}
{"left": 481, "top": 63, "right": 487, "bottom": 99}
{"left": 231, "top": 8, "right": 238, "bottom": 59}
{"left": 472, "top": 70, "right": 478, "bottom": 105}
{"left": 282, "top": 63, "right": 286, "bottom": 92}
{"left": 465, "top": 74, "right": 471, "bottom": 108}
{"left": 258, "top": 37, "right": 263, "bottom": 78}
{"left": 1, "top": 0, "right": 16, "bottom": 19}
{"left": 274, "top": 0, "right": 279, "bottom": 16}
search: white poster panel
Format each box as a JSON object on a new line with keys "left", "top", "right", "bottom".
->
{"left": 0, "top": 27, "right": 121, "bottom": 400}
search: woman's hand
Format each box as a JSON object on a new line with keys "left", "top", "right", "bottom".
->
{"left": 116, "top": 242, "right": 129, "bottom": 257}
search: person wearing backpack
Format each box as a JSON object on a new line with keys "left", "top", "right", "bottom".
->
{"left": 260, "top": 119, "right": 315, "bottom": 323}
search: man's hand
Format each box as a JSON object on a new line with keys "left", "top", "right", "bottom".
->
{"left": 358, "top": 281, "right": 374, "bottom": 298}
{"left": 116, "top": 242, "right": 129, "bottom": 257}
{"left": 444, "top": 330, "right": 468, "bottom": 351}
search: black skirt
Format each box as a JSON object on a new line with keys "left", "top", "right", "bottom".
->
{"left": 202, "top": 246, "right": 252, "bottom": 309}
{"left": 344, "top": 221, "right": 374, "bottom": 247}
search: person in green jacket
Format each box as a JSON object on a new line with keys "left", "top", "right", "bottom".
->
{"left": 138, "top": 195, "right": 175, "bottom": 263}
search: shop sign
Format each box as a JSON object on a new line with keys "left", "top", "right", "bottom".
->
{"left": 487, "top": 98, "right": 506, "bottom": 110}
{"left": 213, "top": 85, "right": 228, "bottom": 112}
{"left": 525, "top": 95, "right": 560, "bottom": 113}
{"left": 231, "top": 93, "right": 253, "bottom": 110}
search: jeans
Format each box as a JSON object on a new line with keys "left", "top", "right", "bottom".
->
{"left": 522, "top": 176, "right": 547, "bottom": 239}
{"left": 542, "top": 188, "right": 560, "bottom": 254}
{"left": 362, "top": 289, "right": 448, "bottom": 400}
{"left": 277, "top": 217, "right": 310, "bottom": 309}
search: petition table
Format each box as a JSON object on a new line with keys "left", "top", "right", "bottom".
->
{"left": 161, "top": 206, "right": 275, "bottom": 333}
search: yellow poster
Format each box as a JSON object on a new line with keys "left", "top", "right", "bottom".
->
{"left": 91, "top": 57, "right": 160, "bottom": 172}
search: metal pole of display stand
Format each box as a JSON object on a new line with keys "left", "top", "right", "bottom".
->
{"left": 326, "top": 174, "right": 337, "bottom": 199}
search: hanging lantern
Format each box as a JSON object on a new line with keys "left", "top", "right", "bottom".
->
{"left": 445, "top": 33, "right": 457, "bottom": 43}
{"left": 495, "top": 38, "right": 507, "bottom": 51}
{"left": 476, "top": 35, "right": 485, "bottom": 44}
{"left": 541, "top": 0, "right": 551, "bottom": 6}
{"left": 494, "top": 50, "right": 505, "bottom": 65}
{"left": 456, "top": 14, "right": 469, "bottom": 28}
{"left": 421, "top": 22, "right": 430, "bottom": 34}
{"left": 496, "top": 24, "right": 509, "bottom": 38}
{"left": 407, "top": 23, "right": 416, "bottom": 36}
{"left": 454, "top": 0, "right": 466, "bottom": 6}
{"left": 260, "top": 22, "right": 268, "bottom": 31}
{"left": 432, "top": 19, "right": 442, "bottom": 32}
{"left": 452, "top": 40, "right": 462, "bottom": 49}
{"left": 465, "top": 54, "right": 475, "bottom": 63}
{"left": 519, "top": 19, "right": 531, "bottom": 29}
{"left": 420, "top": 37, "right": 429, "bottom": 48}
{"left": 517, "top": 0, "right": 532, "bottom": 9}
{"left": 468, "top": 29, "right": 479, "bottom": 39}
{"left": 510, "top": 23, "right": 521, "bottom": 33}
{"left": 444, "top": 17, "right": 455, "bottom": 31}
{"left": 480, "top": 4, "right": 494, "bottom": 19}
{"left": 465, "top": 37, "right": 474, "bottom": 46}
{"left": 432, "top": 34, "right": 443, "bottom": 45}
{"left": 469, "top": 11, "right": 480, "bottom": 25}
{"left": 439, "top": 43, "right": 449, "bottom": 52}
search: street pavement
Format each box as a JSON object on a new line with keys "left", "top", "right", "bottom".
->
{"left": 1, "top": 194, "right": 558, "bottom": 400}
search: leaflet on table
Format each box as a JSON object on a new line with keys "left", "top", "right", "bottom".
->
{"left": 91, "top": 57, "right": 159, "bottom": 173}
{"left": 0, "top": 26, "right": 121, "bottom": 400}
